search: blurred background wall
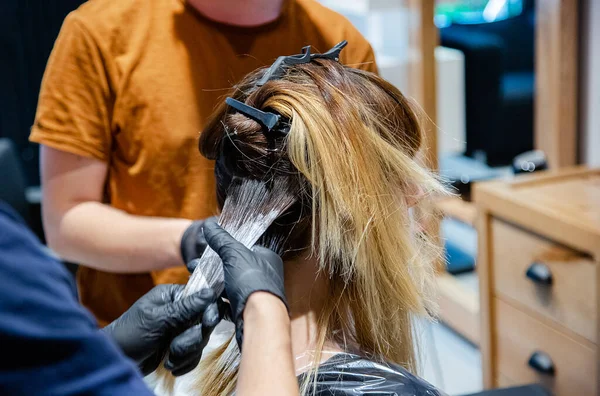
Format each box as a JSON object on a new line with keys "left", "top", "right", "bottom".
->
{"left": 1, "top": 0, "right": 598, "bottom": 175}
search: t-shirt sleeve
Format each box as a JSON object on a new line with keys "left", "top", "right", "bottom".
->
{"left": 29, "top": 13, "right": 113, "bottom": 162}
{"left": 0, "top": 202, "right": 153, "bottom": 396}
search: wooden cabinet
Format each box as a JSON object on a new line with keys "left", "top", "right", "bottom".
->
{"left": 474, "top": 167, "right": 600, "bottom": 395}
{"left": 495, "top": 298, "right": 596, "bottom": 395}
{"left": 492, "top": 219, "right": 596, "bottom": 343}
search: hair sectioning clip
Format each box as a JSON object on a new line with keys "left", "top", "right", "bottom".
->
{"left": 225, "top": 97, "right": 290, "bottom": 155}
{"left": 223, "top": 40, "right": 348, "bottom": 163}
{"left": 225, "top": 98, "right": 290, "bottom": 135}
{"left": 256, "top": 40, "right": 348, "bottom": 86}
{"left": 225, "top": 97, "right": 283, "bottom": 132}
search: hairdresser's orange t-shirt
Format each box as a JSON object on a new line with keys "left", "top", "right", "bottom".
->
{"left": 30, "top": 0, "right": 377, "bottom": 326}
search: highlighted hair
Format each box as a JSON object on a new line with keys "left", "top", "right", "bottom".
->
{"left": 152, "top": 59, "right": 446, "bottom": 395}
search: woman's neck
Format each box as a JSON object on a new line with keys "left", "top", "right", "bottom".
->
{"left": 186, "top": 0, "right": 285, "bottom": 27}
{"left": 284, "top": 254, "right": 342, "bottom": 373}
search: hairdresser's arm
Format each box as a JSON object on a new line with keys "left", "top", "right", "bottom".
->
{"left": 238, "top": 292, "right": 299, "bottom": 396}
{"left": 41, "top": 146, "right": 191, "bottom": 272}
{"left": 202, "top": 221, "right": 300, "bottom": 395}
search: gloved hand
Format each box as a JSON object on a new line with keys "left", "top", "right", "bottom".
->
{"left": 102, "top": 284, "right": 221, "bottom": 376}
{"left": 202, "top": 219, "right": 288, "bottom": 348}
{"left": 180, "top": 216, "right": 218, "bottom": 264}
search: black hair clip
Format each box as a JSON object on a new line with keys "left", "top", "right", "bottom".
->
{"left": 225, "top": 97, "right": 290, "bottom": 157}
{"left": 256, "top": 40, "right": 348, "bottom": 86}
{"left": 225, "top": 97, "right": 290, "bottom": 135}
{"left": 223, "top": 40, "right": 347, "bottom": 166}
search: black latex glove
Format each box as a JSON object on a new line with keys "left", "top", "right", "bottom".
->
{"left": 102, "top": 284, "right": 221, "bottom": 376}
{"left": 180, "top": 216, "right": 218, "bottom": 264}
{"left": 203, "top": 219, "right": 288, "bottom": 348}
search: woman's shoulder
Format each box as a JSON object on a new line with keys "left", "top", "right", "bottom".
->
{"left": 304, "top": 353, "right": 447, "bottom": 396}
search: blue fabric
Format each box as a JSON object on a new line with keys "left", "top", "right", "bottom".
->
{"left": 0, "top": 201, "right": 153, "bottom": 396}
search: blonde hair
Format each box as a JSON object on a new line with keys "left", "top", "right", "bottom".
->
{"left": 151, "top": 59, "right": 446, "bottom": 395}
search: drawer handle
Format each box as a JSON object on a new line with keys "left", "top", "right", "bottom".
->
{"left": 527, "top": 351, "right": 555, "bottom": 376}
{"left": 525, "top": 262, "right": 553, "bottom": 285}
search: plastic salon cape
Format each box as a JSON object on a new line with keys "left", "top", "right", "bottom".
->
{"left": 300, "top": 353, "right": 447, "bottom": 396}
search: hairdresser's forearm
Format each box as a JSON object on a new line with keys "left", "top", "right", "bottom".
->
{"left": 49, "top": 202, "right": 190, "bottom": 272}
{"left": 238, "top": 293, "right": 299, "bottom": 396}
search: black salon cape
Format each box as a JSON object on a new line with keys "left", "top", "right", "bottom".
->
{"left": 0, "top": 201, "right": 153, "bottom": 396}
{"left": 300, "top": 353, "right": 447, "bottom": 396}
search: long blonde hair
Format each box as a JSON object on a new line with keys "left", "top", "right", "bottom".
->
{"left": 153, "top": 58, "right": 446, "bottom": 395}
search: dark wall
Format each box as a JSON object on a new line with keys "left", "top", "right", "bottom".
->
{"left": 0, "top": 0, "right": 85, "bottom": 186}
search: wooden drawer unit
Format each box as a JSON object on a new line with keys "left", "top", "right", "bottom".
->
{"left": 495, "top": 298, "right": 596, "bottom": 395}
{"left": 474, "top": 168, "right": 600, "bottom": 395}
{"left": 492, "top": 219, "right": 596, "bottom": 342}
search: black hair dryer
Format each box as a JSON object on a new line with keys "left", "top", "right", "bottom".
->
{"left": 512, "top": 150, "right": 548, "bottom": 175}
